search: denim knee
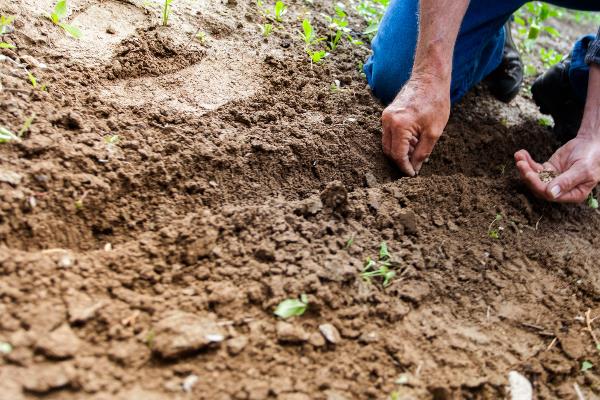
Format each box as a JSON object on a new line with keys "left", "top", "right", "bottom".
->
{"left": 363, "top": 53, "right": 412, "bottom": 105}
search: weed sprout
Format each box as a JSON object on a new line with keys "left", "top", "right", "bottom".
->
{"left": 360, "top": 242, "right": 400, "bottom": 287}
{"left": 48, "top": 0, "right": 81, "bottom": 39}
{"left": 274, "top": 294, "right": 308, "bottom": 319}
{"left": 273, "top": 1, "right": 287, "bottom": 23}
{"left": 488, "top": 213, "right": 503, "bottom": 239}
{"left": 0, "top": 15, "right": 15, "bottom": 49}
{"left": 260, "top": 23, "right": 273, "bottom": 37}
{"left": 162, "top": 0, "right": 174, "bottom": 26}
{"left": 300, "top": 18, "right": 327, "bottom": 64}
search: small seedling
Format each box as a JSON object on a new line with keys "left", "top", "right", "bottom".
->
{"left": 74, "top": 191, "right": 89, "bottom": 210}
{"left": 300, "top": 19, "right": 327, "bottom": 64}
{"left": 0, "top": 127, "right": 21, "bottom": 143}
{"left": 581, "top": 360, "right": 593, "bottom": 372}
{"left": 18, "top": 114, "right": 35, "bottom": 136}
{"left": 344, "top": 234, "right": 354, "bottom": 248}
{"left": 587, "top": 193, "right": 598, "bottom": 209}
{"left": 0, "top": 15, "right": 14, "bottom": 35}
{"left": 273, "top": 1, "right": 286, "bottom": 22}
{"left": 48, "top": 0, "right": 82, "bottom": 39}
{"left": 260, "top": 23, "right": 273, "bottom": 37}
{"left": 488, "top": 213, "right": 503, "bottom": 239}
{"left": 145, "top": 329, "right": 156, "bottom": 348}
{"left": 274, "top": 294, "right": 308, "bottom": 319}
{"left": 162, "top": 0, "right": 174, "bottom": 26}
{"left": 195, "top": 31, "right": 207, "bottom": 44}
{"left": 0, "top": 15, "right": 15, "bottom": 47}
{"left": 361, "top": 242, "right": 400, "bottom": 287}
{"left": 537, "top": 116, "right": 552, "bottom": 127}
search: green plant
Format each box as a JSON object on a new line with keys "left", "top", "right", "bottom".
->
{"left": 18, "top": 114, "right": 35, "bottom": 137}
{"left": 537, "top": 116, "right": 552, "bottom": 127}
{"left": 274, "top": 294, "right": 308, "bottom": 319}
{"left": 27, "top": 72, "right": 46, "bottom": 91}
{"left": 356, "top": 0, "right": 390, "bottom": 39}
{"left": 261, "top": 23, "right": 273, "bottom": 37}
{"left": 0, "top": 342, "right": 12, "bottom": 354}
{"left": 323, "top": 4, "right": 363, "bottom": 51}
{"left": 582, "top": 360, "right": 593, "bottom": 372}
{"left": 48, "top": 0, "right": 81, "bottom": 39}
{"left": 361, "top": 242, "right": 400, "bottom": 287}
{"left": 0, "top": 14, "right": 15, "bottom": 48}
{"left": 344, "top": 234, "right": 354, "bottom": 248}
{"left": 514, "top": 2, "right": 562, "bottom": 75}
{"left": 0, "top": 127, "right": 20, "bottom": 143}
{"left": 488, "top": 213, "right": 503, "bottom": 239}
{"left": 195, "top": 31, "right": 207, "bottom": 44}
{"left": 273, "top": 1, "right": 286, "bottom": 23}
{"left": 587, "top": 193, "right": 598, "bottom": 209}
{"left": 162, "top": 0, "right": 173, "bottom": 26}
{"left": 300, "top": 18, "right": 327, "bottom": 64}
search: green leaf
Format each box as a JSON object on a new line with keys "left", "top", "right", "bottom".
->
{"left": 53, "top": 0, "right": 68, "bottom": 20}
{"left": 379, "top": 241, "right": 390, "bottom": 260}
{"left": 310, "top": 50, "right": 327, "bottom": 64}
{"left": 301, "top": 18, "right": 313, "bottom": 45}
{"left": 582, "top": 360, "right": 593, "bottom": 372}
{"left": 0, "top": 126, "right": 21, "bottom": 143}
{"left": 274, "top": 1, "right": 286, "bottom": 21}
{"left": 587, "top": 194, "right": 598, "bottom": 209}
{"left": 0, "top": 42, "right": 15, "bottom": 49}
{"left": 60, "top": 23, "right": 81, "bottom": 39}
{"left": 363, "top": 23, "right": 379, "bottom": 35}
{"left": 274, "top": 297, "right": 308, "bottom": 319}
{"left": 27, "top": 72, "right": 37, "bottom": 88}
{"left": 18, "top": 114, "right": 35, "bottom": 137}
{"left": 543, "top": 26, "right": 560, "bottom": 37}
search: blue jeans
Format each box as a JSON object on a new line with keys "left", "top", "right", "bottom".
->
{"left": 364, "top": 1, "right": 600, "bottom": 105}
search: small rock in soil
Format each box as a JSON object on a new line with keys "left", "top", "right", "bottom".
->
{"left": 227, "top": 335, "right": 248, "bottom": 355}
{"left": 319, "top": 323, "right": 341, "bottom": 344}
{"left": 182, "top": 374, "right": 199, "bottom": 393}
{"left": 152, "top": 312, "right": 225, "bottom": 358}
{"left": 66, "top": 292, "right": 106, "bottom": 324}
{"left": 364, "top": 172, "right": 377, "bottom": 188}
{"left": 308, "top": 332, "right": 325, "bottom": 347}
{"left": 358, "top": 331, "right": 379, "bottom": 344}
{"left": 23, "top": 363, "right": 74, "bottom": 393}
{"left": 320, "top": 181, "right": 348, "bottom": 210}
{"left": 276, "top": 321, "right": 308, "bottom": 343}
{"left": 508, "top": 371, "right": 532, "bottom": 400}
{"left": 0, "top": 170, "right": 22, "bottom": 186}
{"left": 397, "top": 209, "right": 418, "bottom": 235}
{"left": 36, "top": 324, "right": 81, "bottom": 359}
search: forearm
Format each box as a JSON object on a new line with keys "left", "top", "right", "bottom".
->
{"left": 579, "top": 64, "right": 600, "bottom": 138}
{"left": 411, "top": 0, "right": 470, "bottom": 86}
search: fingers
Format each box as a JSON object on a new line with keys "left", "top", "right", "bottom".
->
{"left": 547, "top": 165, "right": 590, "bottom": 202}
{"left": 411, "top": 131, "right": 440, "bottom": 174}
{"left": 382, "top": 113, "right": 416, "bottom": 177}
{"left": 516, "top": 159, "right": 549, "bottom": 199}
{"left": 514, "top": 150, "right": 545, "bottom": 172}
{"left": 390, "top": 133, "right": 416, "bottom": 176}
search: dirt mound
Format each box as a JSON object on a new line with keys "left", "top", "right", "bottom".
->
{"left": 1, "top": 1, "right": 600, "bottom": 399}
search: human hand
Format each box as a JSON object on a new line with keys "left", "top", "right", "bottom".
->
{"left": 514, "top": 136, "right": 600, "bottom": 203}
{"left": 381, "top": 76, "right": 450, "bottom": 176}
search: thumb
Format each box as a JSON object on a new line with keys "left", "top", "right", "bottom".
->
{"left": 546, "top": 165, "right": 587, "bottom": 200}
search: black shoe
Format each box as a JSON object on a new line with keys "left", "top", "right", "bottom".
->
{"left": 486, "top": 20, "right": 524, "bottom": 103}
{"left": 531, "top": 59, "right": 584, "bottom": 143}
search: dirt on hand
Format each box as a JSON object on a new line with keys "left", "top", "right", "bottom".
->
{"left": 1, "top": 1, "right": 600, "bottom": 400}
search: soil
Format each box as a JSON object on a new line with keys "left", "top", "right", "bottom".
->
{"left": 1, "top": 1, "right": 600, "bottom": 399}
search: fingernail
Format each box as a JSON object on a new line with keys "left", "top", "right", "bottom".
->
{"left": 550, "top": 185, "right": 561, "bottom": 198}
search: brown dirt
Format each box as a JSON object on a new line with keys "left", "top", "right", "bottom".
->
{"left": 1, "top": 1, "right": 600, "bottom": 399}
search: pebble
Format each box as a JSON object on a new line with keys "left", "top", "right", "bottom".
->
{"left": 36, "top": 324, "right": 81, "bottom": 359}
{"left": 57, "top": 254, "right": 73, "bottom": 268}
{"left": 319, "top": 323, "right": 341, "bottom": 344}
{"left": 358, "top": 331, "right": 379, "bottom": 344}
{"left": 364, "top": 172, "right": 377, "bottom": 188}
{"left": 23, "top": 364, "right": 73, "bottom": 393}
{"left": 308, "top": 332, "right": 325, "bottom": 347}
{"left": 508, "top": 371, "right": 532, "bottom": 400}
{"left": 0, "top": 170, "right": 22, "bottom": 186}
{"left": 276, "top": 322, "right": 308, "bottom": 343}
{"left": 227, "top": 335, "right": 248, "bottom": 355}
{"left": 152, "top": 312, "right": 225, "bottom": 358}
{"left": 182, "top": 374, "right": 199, "bottom": 393}
{"left": 66, "top": 292, "right": 106, "bottom": 324}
